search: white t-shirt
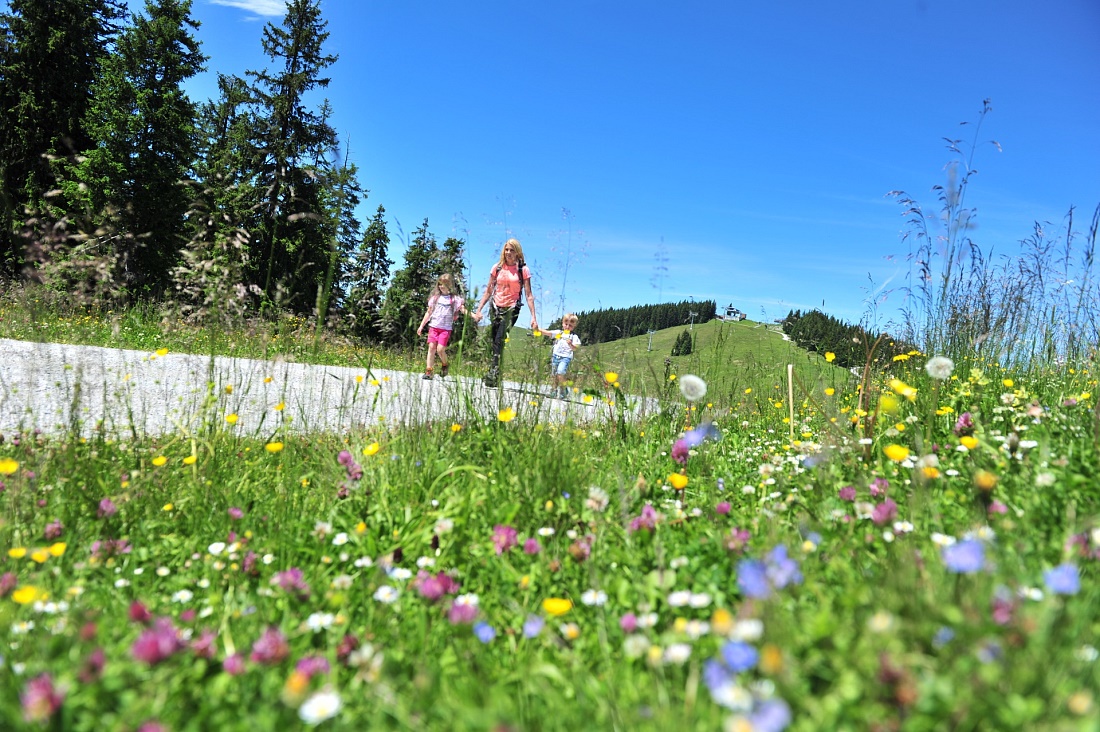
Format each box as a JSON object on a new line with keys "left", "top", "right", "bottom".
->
{"left": 427, "top": 294, "right": 459, "bottom": 330}
{"left": 548, "top": 330, "right": 581, "bottom": 358}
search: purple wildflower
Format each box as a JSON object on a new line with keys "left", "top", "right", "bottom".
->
{"left": 715, "top": 502, "right": 731, "bottom": 515}
{"left": 191, "top": 629, "right": 218, "bottom": 659}
{"left": 628, "top": 503, "right": 661, "bottom": 533}
{"left": 619, "top": 613, "right": 638, "bottom": 633}
{"left": 671, "top": 439, "right": 690, "bottom": 464}
{"left": 953, "top": 412, "right": 975, "bottom": 436}
{"left": 21, "top": 674, "right": 64, "bottom": 723}
{"left": 412, "top": 570, "right": 460, "bottom": 603}
{"left": 228, "top": 507, "right": 244, "bottom": 520}
{"left": 447, "top": 599, "right": 478, "bottom": 625}
{"left": 44, "top": 519, "right": 64, "bottom": 540}
{"left": 78, "top": 648, "right": 105, "bottom": 683}
{"left": 271, "top": 567, "right": 311, "bottom": 600}
{"left": 492, "top": 524, "right": 518, "bottom": 554}
{"left": 724, "top": 527, "right": 751, "bottom": 553}
{"left": 0, "top": 571, "right": 17, "bottom": 597}
{"left": 523, "top": 537, "right": 542, "bottom": 555}
{"left": 98, "top": 497, "right": 118, "bottom": 518}
{"left": 838, "top": 486, "right": 856, "bottom": 502}
{"left": 869, "top": 477, "right": 889, "bottom": 497}
{"left": 250, "top": 627, "right": 290, "bottom": 665}
{"left": 131, "top": 617, "right": 184, "bottom": 666}
{"left": 223, "top": 654, "right": 246, "bottom": 675}
{"left": 871, "top": 499, "right": 898, "bottom": 525}
{"left": 295, "top": 655, "right": 331, "bottom": 678}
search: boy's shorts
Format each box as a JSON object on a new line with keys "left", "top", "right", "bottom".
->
{"left": 551, "top": 354, "right": 572, "bottom": 376}
{"left": 427, "top": 327, "right": 451, "bottom": 347}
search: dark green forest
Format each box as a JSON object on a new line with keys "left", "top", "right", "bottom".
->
{"left": 0, "top": 0, "right": 469, "bottom": 344}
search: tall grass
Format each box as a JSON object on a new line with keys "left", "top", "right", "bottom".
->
{"left": 890, "top": 101, "right": 1100, "bottom": 371}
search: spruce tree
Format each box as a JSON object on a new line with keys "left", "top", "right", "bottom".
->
{"left": 345, "top": 205, "right": 392, "bottom": 340}
{"left": 245, "top": 0, "right": 340, "bottom": 312}
{"left": 64, "top": 0, "right": 206, "bottom": 297}
{"left": 0, "top": 0, "right": 126, "bottom": 274}
{"left": 380, "top": 218, "right": 439, "bottom": 345}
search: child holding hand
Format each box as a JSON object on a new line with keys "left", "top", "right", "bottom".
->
{"left": 417, "top": 273, "right": 466, "bottom": 380}
{"left": 540, "top": 313, "right": 581, "bottom": 398}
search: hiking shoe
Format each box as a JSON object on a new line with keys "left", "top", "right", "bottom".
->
{"left": 560, "top": 388, "right": 569, "bottom": 399}
{"left": 483, "top": 372, "right": 499, "bottom": 387}
{"left": 422, "top": 371, "right": 433, "bottom": 380}
{"left": 439, "top": 363, "right": 449, "bottom": 378}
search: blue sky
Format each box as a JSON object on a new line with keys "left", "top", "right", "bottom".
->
{"left": 145, "top": 0, "right": 1098, "bottom": 326}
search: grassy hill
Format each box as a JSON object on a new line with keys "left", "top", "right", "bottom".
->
{"left": 503, "top": 318, "right": 854, "bottom": 403}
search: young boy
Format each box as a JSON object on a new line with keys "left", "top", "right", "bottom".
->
{"left": 541, "top": 313, "right": 581, "bottom": 398}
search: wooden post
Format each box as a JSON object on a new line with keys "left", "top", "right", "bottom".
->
{"left": 787, "top": 364, "right": 795, "bottom": 440}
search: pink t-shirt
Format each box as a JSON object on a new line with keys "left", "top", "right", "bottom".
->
{"left": 491, "top": 263, "right": 530, "bottom": 308}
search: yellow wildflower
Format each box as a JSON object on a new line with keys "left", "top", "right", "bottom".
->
{"left": 183, "top": 455, "right": 197, "bottom": 465}
{"left": 667, "top": 473, "right": 689, "bottom": 490}
{"left": 0, "top": 457, "right": 19, "bottom": 475}
{"left": 12, "top": 586, "right": 42, "bottom": 605}
{"left": 542, "top": 598, "right": 573, "bottom": 616}
{"left": 960, "top": 436, "right": 979, "bottom": 450}
{"left": 155, "top": 347, "right": 169, "bottom": 357}
{"left": 825, "top": 352, "right": 836, "bottom": 362}
{"left": 152, "top": 455, "right": 167, "bottom": 467}
{"left": 497, "top": 407, "right": 517, "bottom": 423}
{"left": 225, "top": 413, "right": 239, "bottom": 425}
{"left": 48, "top": 542, "right": 66, "bottom": 557}
{"left": 265, "top": 442, "right": 284, "bottom": 454}
{"left": 8, "top": 547, "right": 27, "bottom": 559}
{"left": 274, "top": 402, "right": 286, "bottom": 412}
{"left": 883, "top": 444, "right": 910, "bottom": 462}
{"left": 30, "top": 549, "right": 49, "bottom": 563}
{"left": 362, "top": 442, "right": 381, "bottom": 456}
{"left": 604, "top": 371, "right": 619, "bottom": 384}
{"left": 450, "top": 423, "right": 462, "bottom": 433}
{"left": 824, "top": 387, "right": 835, "bottom": 396}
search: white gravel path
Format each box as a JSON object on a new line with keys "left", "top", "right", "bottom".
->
{"left": 0, "top": 338, "right": 657, "bottom": 438}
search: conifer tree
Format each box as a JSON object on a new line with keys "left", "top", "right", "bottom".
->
{"left": 380, "top": 218, "right": 439, "bottom": 345}
{"left": 245, "top": 0, "right": 340, "bottom": 311}
{"left": 64, "top": 0, "right": 206, "bottom": 297}
{"left": 345, "top": 205, "right": 392, "bottom": 340}
{"left": 0, "top": 0, "right": 126, "bottom": 274}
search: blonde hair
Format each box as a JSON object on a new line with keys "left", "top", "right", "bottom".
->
{"left": 497, "top": 238, "right": 525, "bottom": 268}
{"left": 437, "top": 273, "right": 455, "bottom": 294}
{"left": 563, "top": 312, "right": 579, "bottom": 326}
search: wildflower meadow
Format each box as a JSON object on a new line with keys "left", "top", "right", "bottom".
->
{"left": 0, "top": 302, "right": 1097, "bottom": 731}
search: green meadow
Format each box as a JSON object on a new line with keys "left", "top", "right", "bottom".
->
{"left": 1, "top": 287, "right": 1097, "bottom": 731}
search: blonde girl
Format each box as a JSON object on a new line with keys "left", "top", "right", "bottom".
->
{"left": 417, "top": 273, "right": 466, "bottom": 379}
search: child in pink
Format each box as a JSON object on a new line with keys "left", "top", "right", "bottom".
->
{"left": 417, "top": 274, "right": 467, "bottom": 379}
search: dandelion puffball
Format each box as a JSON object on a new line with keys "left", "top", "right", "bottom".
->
{"left": 679, "top": 374, "right": 707, "bottom": 401}
{"left": 925, "top": 356, "right": 954, "bottom": 380}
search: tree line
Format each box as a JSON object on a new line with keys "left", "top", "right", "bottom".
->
{"left": 553, "top": 299, "right": 717, "bottom": 345}
{"left": 0, "top": 0, "right": 458, "bottom": 345}
{"left": 782, "top": 309, "right": 914, "bottom": 369}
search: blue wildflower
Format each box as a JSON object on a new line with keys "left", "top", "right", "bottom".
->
{"left": 737, "top": 559, "right": 771, "bottom": 599}
{"left": 702, "top": 659, "right": 731, "bottom": 693}
{"left": 765, "top": 545, "right": 803, "bottom": 589}
{"left": 522, "top": 615, "right": 545, "bottom": 639}
{"left": 942, "top": 539, "right": 985, "bottom": 574}
{"left": 932, "top": 626, "right": 955, "bottom": 648}
{"left": 749, "top": 698, "right": 792, "bottom": 732}
{"left": 473, "top": 622, "right": 496, "bottom": 644}
{"left": 720, "top": 641, "right": 759, "bottom": 673}
{"left": 1043, "top": 564, "right": 1080, "bottom": 595}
